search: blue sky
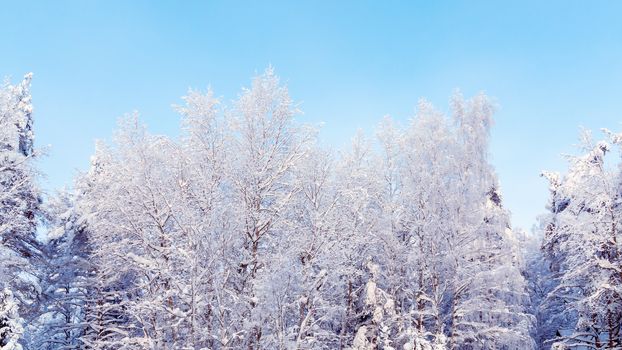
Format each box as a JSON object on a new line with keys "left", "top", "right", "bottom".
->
{"left": 2, "top": 1, "right": 621, "bottom": 230}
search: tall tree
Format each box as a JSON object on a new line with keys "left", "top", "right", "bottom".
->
{"left": 447, "top": 93, "right": 534, "bottom": 349}
{"left": 0, "top": 73, "right": 42, "bottom": 349}
{"left": 539, "top": 130, "right": 622, "bottom": 349}
{"left": 28, "top": 189, "right": 93, "bottom": 349}
{"left": 226, "top": 68, "right": 315, "bottom": 349}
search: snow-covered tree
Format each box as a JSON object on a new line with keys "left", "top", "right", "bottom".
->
{"left": 0, "top": 73, "right": 43, "bottom": 349}
{"left": 538, "top": 129, "right": 622, "bottom": 349}
{"left": 78, "top": 116, "right": 203, "bottom": 348}
{"left": 26, "top": 189, "right": 93, "bottom": 349}
{"left": 397, "top": 100, "right": 458, "bottom": 349}
{"left": 26, "top": 69, "right": 541, "bottom": 349}
{"left": 446, "top": 93, "right": 534, "bottom": 350}
{"left": 0, "top": 289, "right": 24, "bottom": 350}
{"left": 224, "top": 68, "right": 316, "bottom": 349}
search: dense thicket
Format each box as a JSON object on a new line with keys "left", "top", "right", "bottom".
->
{"left": 35, "top": 69, "right": 535, "bottom": 349}
{"left": 1, "top": 70, "right": 620, "bottom": 350}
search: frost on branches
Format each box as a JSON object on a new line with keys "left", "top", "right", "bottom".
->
{"left": 4, "top": 68, "right": 619, "bottom": 349}
{"left": 537, "top": 129, "right": 622, "bottom": 349}
{"left": 0, "top": 74, "right": 42, "bottom": 349}
{"left": 0, "top": 289, "right": 24, "bottom": 350}
{"left": 51, "top": 70, "right": 533, "bottom": 349}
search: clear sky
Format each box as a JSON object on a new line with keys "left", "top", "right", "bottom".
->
{"left": 1, "top": 1, "right": 621, "bottom": 230}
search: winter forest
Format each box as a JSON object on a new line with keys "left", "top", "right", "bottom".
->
{"left": 1, "top": 69, "right": 621, "bottom": 350}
